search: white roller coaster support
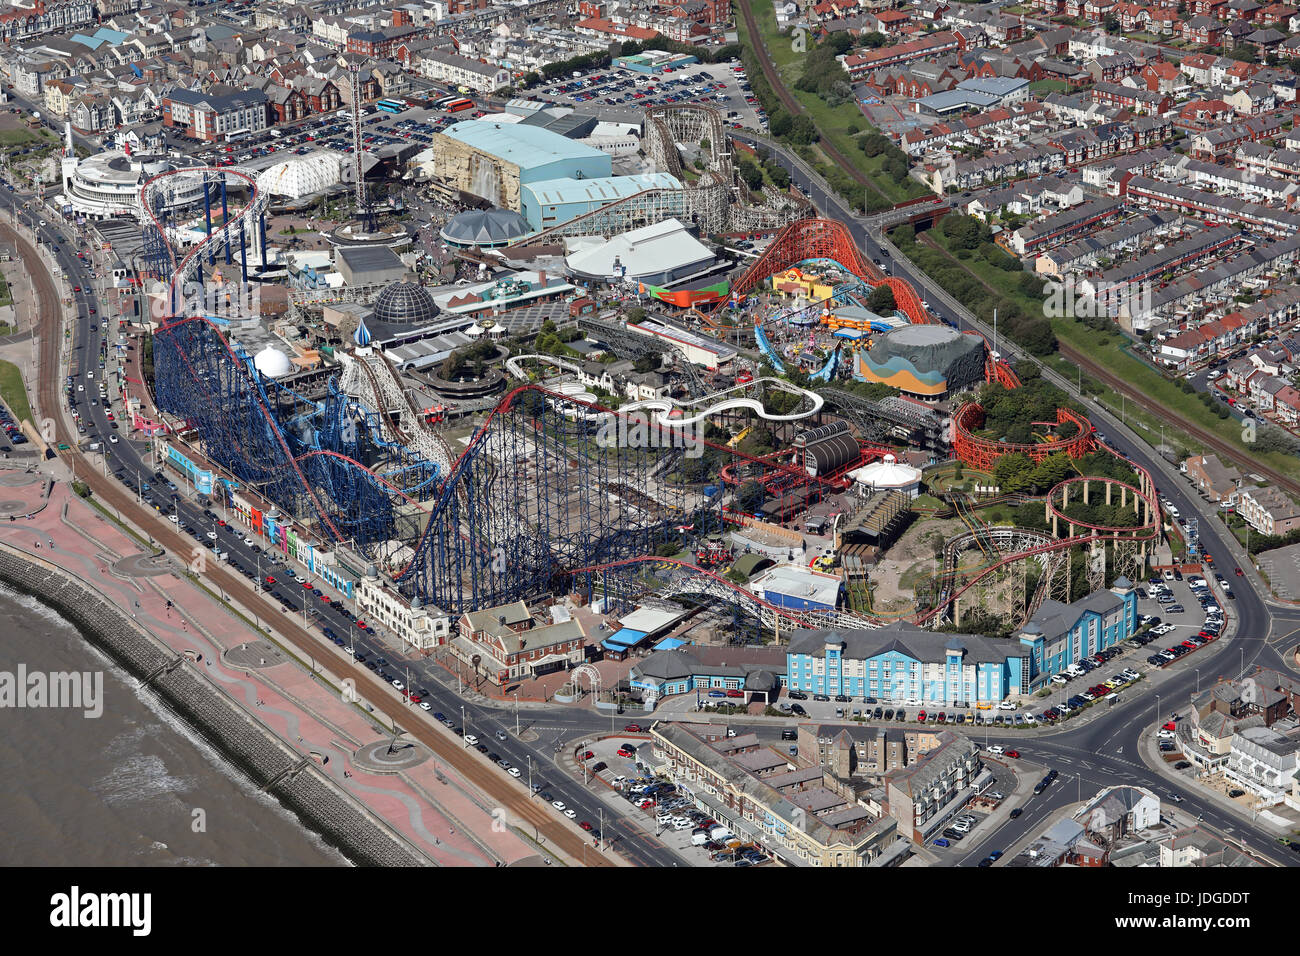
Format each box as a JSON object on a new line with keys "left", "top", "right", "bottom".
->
{"left": 505, "top": 354, "right": 582, "bottom": 381}
{"left": 340, "top": 353, "right": 454, "bottom": 477}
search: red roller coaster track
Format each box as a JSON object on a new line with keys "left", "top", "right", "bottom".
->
{"left": 912, "top": 443, "right": 1161, "bottom": 626}
{"left": 731, "top": 218, "right": 932, "bottom": 324}
{"left": 952, "top": 403, "right": 1096, "bottom": 472}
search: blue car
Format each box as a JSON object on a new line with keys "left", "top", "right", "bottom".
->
{"left": 933, "top": 838, "right": 951, "bottom": 848}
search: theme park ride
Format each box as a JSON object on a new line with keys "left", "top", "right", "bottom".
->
{"left": 145, "top": 180, "right": 896, "bottom": 621}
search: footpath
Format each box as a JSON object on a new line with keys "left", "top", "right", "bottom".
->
{"left": 0, "top": 459, "right": 559, "bottom": 867}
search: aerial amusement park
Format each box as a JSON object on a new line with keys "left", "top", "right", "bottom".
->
{"left": 136, "top": 155, "right": 1164, "bottom": 648}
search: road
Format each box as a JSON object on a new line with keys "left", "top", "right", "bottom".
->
{"left": 717, "top": 129, "right": 1300, "bottom": 863}
{"left": 10, "top": 136, "right": 1297, "bottom": 866}
{"left": 4, "top": 193, "right": 684, "bottom": 867}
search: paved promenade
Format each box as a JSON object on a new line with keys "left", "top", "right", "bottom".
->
{"left": 0, "top": 469, "right": 554, "bottom": 867}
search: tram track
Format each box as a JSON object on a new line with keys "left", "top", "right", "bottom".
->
{"left": 13, "top": 218, "right": 615, "bottom": 869}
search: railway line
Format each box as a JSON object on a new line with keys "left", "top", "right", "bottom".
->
{"left": 1059, "top": 340, "right": 1300, "bottom": 501}
{"left": 734, "top": 0, "right": 889, "bottom": 204}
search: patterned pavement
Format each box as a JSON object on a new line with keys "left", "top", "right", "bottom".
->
{"left": 0, "top": 471, "right": 548, "bottom": 867}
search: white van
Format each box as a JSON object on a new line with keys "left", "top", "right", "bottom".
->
{"left": 692, "top": 831, "right": 710, "bottom": 846}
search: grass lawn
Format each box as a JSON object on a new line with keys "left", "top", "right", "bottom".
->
{"left": 0, "top": 270, "right": 10, "bottom": 308}
{"left": 740, "top": 0, "right": 930, "bottom": 206}
{"left": 1050, "top": 318, "right": 1300, "bottom": 483}
{"left": 1029, "top": 79, "right": 1071, "bottom": 94}
{"left": 0, "top": 359, "right": 32, "bottom": 423}
{"left": 0, "top": 128, "right": 44, "bottom": 147}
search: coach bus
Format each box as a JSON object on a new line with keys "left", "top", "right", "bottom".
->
{"left": 435, "top": 96, "right": 475, "bottom": 113}
{"left": 376, "top": 98, "right": 405, "bottom": 114}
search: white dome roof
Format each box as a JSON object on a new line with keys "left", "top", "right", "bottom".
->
{"left": 253, "top": 345, "right": 292, "bottom": 378}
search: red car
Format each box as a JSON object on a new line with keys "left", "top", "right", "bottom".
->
{"left": 1005, "top": 750, "right": 1020, "bottom": 759}
{"left": 725, "top": 689, "right": 743, "bottom": 698}
{"left": 302, "top": 580, "right": 313, "bottom": 588}
{"left": 1235, "top": 567, "right": 1244, "bottom": 576}
{"left": 1163, "top": 721, "right": 1178, "bottom": 731}
{"left": 406, "top": 692, "right": 421, "bottom": 703}
{"left": 216, "top": 519, "right": 226, "bottom": 527}
{"left": 937, "top": 712, "right": 947, "bottom": 723}
{"left": 581, "top": 750, "right": 595, "bottom": 760}
{"left": 264, "top": 575, "right": 276, "bottom": 585}
{"left": 579, "top": 821, "right": 593, "bottom": 831}
{"left": 617, "top": 745, "right": 636, "bottom": 757}
{"left": 356, "top": 621, "right": 368, "bottom": 631}
{"left": 624, "top": 723, "right": 643, "bottom": 733}
{"left": 917, "top": 710, "right": 927, "bottom": 723}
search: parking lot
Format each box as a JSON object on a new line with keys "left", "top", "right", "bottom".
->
{"left": 1132, "top": 570, "right": 1228, "bottom": 671}
{"left": 570, "top": 730, "right": 773, "bottom": 866}
{"left": 169, "top": 97, "right": 478, "bottom": 170}
{"left": 767, "top": 586, "right": 1224, "bottom": 731}
{"left": 609, "top": 773, "right": 773, "bottom": 867}
{"left": 527, "top": 60, "right": 766, "bottom": 133}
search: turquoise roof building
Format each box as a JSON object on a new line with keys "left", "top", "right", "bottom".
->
{"left": 441, "top": 120, "right": 611, "bottom": 184}
{"left": 520, "top": 173, "right": 681, "bottom": 231}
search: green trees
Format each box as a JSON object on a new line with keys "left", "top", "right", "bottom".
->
{"left": 788, "top": 115, "right": 819, "bottom": 145}
{"left": 794, "top": 31, "right": 855, "bottom": 107}
{"left": 738, "top": 157, "right": 764, "bottom": 190}
{"left": 859, "top": 132, "right": 891, "bottom": 158}
{"left": 766, "top": 161, "right": 791, "bottom": 189}
{"left": 439, "top": 339, "right": 498, "bottom": 380}
{"left": 867, "top": 283, "right": 897, "bottom": 314}
{"left": 941, "top": 213, "right": 987, "bottom": 251}
{"left": 738, "top": 426, "right": 776, "bottom": 456}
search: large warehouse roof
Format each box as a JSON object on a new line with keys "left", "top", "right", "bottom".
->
{"left": 440, "top": 121, "right": 609, "bottom": 172}
{"left": 566, "top": 218, "right": 713, "bottom": 279}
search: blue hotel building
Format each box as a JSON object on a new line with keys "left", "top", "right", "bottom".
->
{"left": 785, "top": 580, "right": 1137, "bottom": 704}
{"left": 786, "top": 623, "right": 1026, "bottom": 706}
{"left": 1016, "top": 578, "right": 1138, "bottom": 689}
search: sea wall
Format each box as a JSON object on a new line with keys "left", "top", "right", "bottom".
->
{"left": 0, "top": 544, "right": 431, "bottom": 867}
